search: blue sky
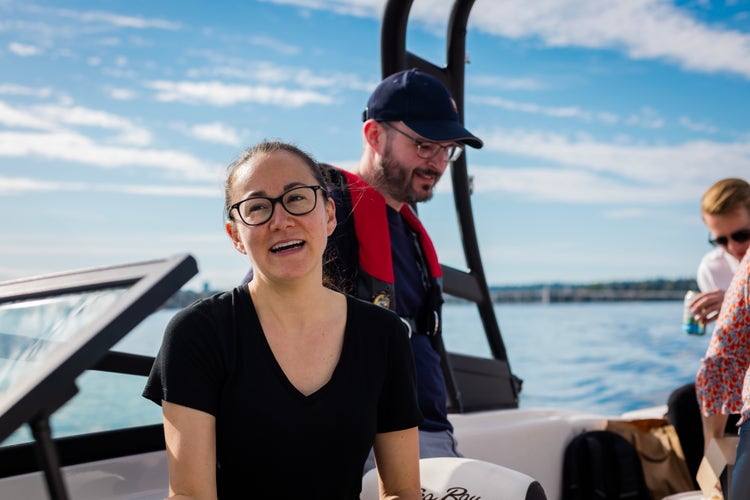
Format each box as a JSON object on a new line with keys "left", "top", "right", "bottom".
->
{"left": 1, "top": 0, "right": 749, "bottom": 292}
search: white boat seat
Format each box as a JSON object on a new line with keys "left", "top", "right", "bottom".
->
{"left": 360, "top": 457, "right": 547, "bottom": 500}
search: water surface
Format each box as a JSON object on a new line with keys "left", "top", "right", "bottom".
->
{"left": 3, "top": 300, "right": 713, "bottom": 445}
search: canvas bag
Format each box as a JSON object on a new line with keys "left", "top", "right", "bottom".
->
{"left": 606, "top": 418, "right": 695, "bottom": 499}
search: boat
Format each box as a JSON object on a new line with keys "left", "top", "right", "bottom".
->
{"left": 0, "top": 1, "right": 704, "bottom": 499}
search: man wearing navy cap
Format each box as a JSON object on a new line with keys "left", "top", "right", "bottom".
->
{"left": 359, "top": 68, "right": 482, "bottom": 206}
{"left": 325, "top": 68, "right": 483, "bottom": 469}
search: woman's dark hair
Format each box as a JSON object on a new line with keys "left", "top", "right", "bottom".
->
{"left": 224, "top": 140, "right": 329, "bottom": 221}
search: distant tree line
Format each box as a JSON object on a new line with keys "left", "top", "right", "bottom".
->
{"left": 462, "top": 278, "right": 698, "bottom": 304}
{"left": 577, "top": 278, "right": 698, "bottom": 292}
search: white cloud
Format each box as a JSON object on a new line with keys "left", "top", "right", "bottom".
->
{"left": 0, "top": 101, "right": 56, "bottom": 129}
{"left": 111, "top": 127, "right": 152, "bottom": 147}
{"left": 0, "top": 130, "right": 221, "bottom": 181}
{"left": 0, "top": 99, "right": 152, "bottom": 147}
{"left": 146, "top": 80, "right": 334, "bottom": 107}
{"left": 54, "top": 7, "right": 181, "bottom": 30}
{"left": 603, "top": 208, "right": 651, "bottom": 219}
{"left": 468, "top": 165, "right": 692, "bottom": 204}
{"left": 474, "top": 128, "right": 750, "bottom": 202}
{"left": 106, "top": 87, "right": 137, "bottom": 100}
{"left": 8, "top": 42, "right": 41, "bottom": 57}
{"left": 181, "top": 122, "right": 243, "bottom": 146}
{"left": 471, "top": 75, "right": 547, "bottom": 91}
{"left": 0, "top": 175, "right": 221, "bottom": 197}
{"left": 470, "top": 0, "right": 750, "bottom": 80}
{"left": 97, "top": 37, "right": 121, "bottom": 47}
{"left": 248, "top": 36, "right": 300, "bottom": 56}
{"left": 33, "top": 104, "right": 153, "bottom": 146}
{"left": 264, "top": 0, "right": 750, "bottom": 81}
{"left": 470, "top": 95, "right": 621, "bottom": 125}
{"left": 260, "top": 0, "right": 385, "bottom": 18}
{"left": 624, "top": 107, "right": 665, "bottom": 129}
{"left": 183, "top": 58, "right": 375, "bottom": 92}
{"left": 0, "top": 176, "right": 87, "bottom": 194}
{"left": 34, "top": 104, "right": 130, "bottom": 129}
{"left": 0, "top": 84, "right": 53, "bottom": 98}
{"left": 679, "top": 116, "right": 718, "bottom": 134}
{"left": 114, "top": 184, "right": 221, "bottom": 197}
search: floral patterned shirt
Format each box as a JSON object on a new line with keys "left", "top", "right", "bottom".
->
{"left": 696, "top": 251, "right": 750, "bottom": 425}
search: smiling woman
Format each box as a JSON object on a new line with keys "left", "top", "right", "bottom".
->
{"left": 142, "top": 140, "right": 423, "bottom": 500}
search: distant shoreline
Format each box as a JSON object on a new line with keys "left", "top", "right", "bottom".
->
{"left": 481, "top": 277, "right": 696, "bottom": 303}
{"left": 166, "top": 278, "right": 697, "bottom": 308}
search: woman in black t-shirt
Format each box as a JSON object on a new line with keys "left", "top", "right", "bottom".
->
{"left": 143, "top": 140, "right": 422, "bottom": 499}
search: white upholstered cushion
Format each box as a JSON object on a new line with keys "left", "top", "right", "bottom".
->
{"left": 360, "top": 457, "right": 544, "bottom": 500}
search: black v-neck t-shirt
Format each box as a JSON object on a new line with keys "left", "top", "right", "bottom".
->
{"left": 143, "top": 286, "right": 422, "bottom": 499}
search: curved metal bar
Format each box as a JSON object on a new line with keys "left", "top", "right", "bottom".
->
{"left": 380, "top": 0, "right": 519, "bottom": 409}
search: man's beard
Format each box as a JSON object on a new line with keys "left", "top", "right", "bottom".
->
{"left": 375, "top": 144, "right": 441, "bottom": 205}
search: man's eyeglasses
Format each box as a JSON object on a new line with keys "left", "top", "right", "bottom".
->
{"left": 381, "top": 122, "right": 463, "bottom": 162}
{"left": 708, "top": 229, "right": 750, "bottom": 247}
{"left": 229, "top": 185, "right": 323, "bottom": 226}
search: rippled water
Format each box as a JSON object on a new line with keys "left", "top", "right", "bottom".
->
{"left": 3, "top": 300, "right": 713, "bottom": 445}
{"left": 442, "top": 301, "right": 712, "bottom": 415}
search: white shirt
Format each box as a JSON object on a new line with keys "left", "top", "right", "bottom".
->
{"left": 697, "top": 246, "right": 740, "bottom": 292}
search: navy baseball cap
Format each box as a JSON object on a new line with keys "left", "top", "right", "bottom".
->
{"left": 363, "top": 69, "right": 483, "bottom": 149}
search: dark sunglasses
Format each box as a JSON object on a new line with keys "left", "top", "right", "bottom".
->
{"left": 708, "top": 229, "right": 750, "bottom": 247}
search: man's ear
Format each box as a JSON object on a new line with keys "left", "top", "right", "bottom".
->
{"left": 225, "top": 221, "right": 247, "bottom": 255}
{"left": 363, "top": 119, "right": 384, "bottom": 154}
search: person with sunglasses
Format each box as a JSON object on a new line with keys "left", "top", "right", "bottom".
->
{"left": 143, "top": 140, "right": 422, "bottom": 499}
{"left": 690, "top": 178, "right": 750, "bottom": 327}
{"left": 667, "top": 178, "right": 750, "bottom": 486}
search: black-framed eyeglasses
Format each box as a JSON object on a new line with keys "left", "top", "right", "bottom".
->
{"left": 229, "top": 185, "right": 323, "bottom": 226}
{"left": 381, "top": 122, "right": 463, "bottom": 162}
{"left": 708, "top": 229, "right": 750, "bottom": 247}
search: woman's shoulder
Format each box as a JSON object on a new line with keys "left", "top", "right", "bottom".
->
{"left": 169, "top": 286, "right": 249, "bottom": 325}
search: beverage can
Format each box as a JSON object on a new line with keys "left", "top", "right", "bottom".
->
{"left": 682, "top": 290, "right": 705, "bottom": 335}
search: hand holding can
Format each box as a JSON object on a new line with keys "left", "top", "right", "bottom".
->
{"left": 682, "top": 290, "right": 706, "bottom": 335}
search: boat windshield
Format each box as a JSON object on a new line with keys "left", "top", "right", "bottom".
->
{"left": 0, "top": 254, "right": 198, "bottom": 446}
{"left": 0, "top": 289, "right": 125, "bottom": 403}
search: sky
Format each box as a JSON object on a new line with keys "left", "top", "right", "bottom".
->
{"left": 1, "top": 0, "right": 749, "bottom": 292}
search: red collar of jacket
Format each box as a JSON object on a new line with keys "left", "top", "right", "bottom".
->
{"left": 338, "top": 168, "right": 442, "bottom": 284}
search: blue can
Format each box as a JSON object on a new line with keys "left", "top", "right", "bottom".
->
{"left": 682, "top": 290, "right": 706, "bottom": 335}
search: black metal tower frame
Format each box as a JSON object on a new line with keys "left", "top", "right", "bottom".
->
{"left": 380, "top": 0, "right": 520, "bottom": 411}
